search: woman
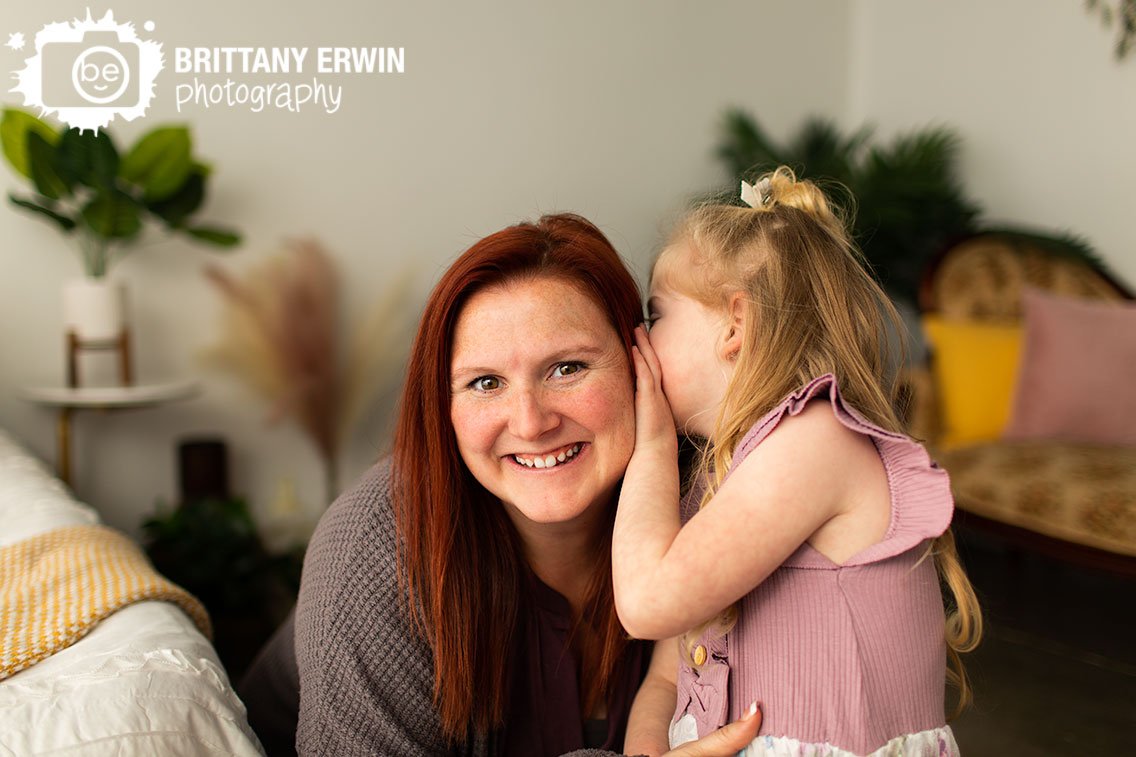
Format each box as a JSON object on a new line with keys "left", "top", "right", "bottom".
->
{"left": 243, "top": 214, "right": 759, "bottom": 756}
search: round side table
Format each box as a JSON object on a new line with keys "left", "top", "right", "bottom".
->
{"left": 21, "top": 380, "right": 199, "bottom": 487}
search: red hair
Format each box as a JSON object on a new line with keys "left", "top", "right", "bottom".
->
{"left": 392, "top": 213, "right": 643, "bottom": 741}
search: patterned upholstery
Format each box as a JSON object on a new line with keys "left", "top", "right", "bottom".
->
{"left": 920, "top": 235, "right": 1127, "bottom": 319}
{"left": 912, "top": 234, "right": 1136, "bottom": 559}
{"left": 936, "top": 442, "right": 1136, "bottom": 557}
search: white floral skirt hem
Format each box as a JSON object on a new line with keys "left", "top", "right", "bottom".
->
{"left": 670, "top": 713, "right": 960, "bottom": 756}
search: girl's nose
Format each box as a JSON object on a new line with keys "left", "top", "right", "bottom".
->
{"left": 508, "top": 388, "right": 560, "bottom": 440}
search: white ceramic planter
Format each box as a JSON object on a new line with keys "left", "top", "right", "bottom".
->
{"left": 62, "top": 278, "right": 128, "bottom": 342}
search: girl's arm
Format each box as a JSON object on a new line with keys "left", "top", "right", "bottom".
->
{"left": 624, "top": 638, "right": 680, "bottom": 756}
{"left": 613, "top": 327, "right": 858, "bottom": 641}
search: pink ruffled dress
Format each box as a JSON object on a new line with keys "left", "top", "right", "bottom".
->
{"left": 669, "top": 375, "right": 960, "bottom": 756}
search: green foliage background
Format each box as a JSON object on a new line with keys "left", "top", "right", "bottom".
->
{"left": 715, "top": 109, "right": 1102, "bottom": 303}
{"left": 1, "top": 108, "right": 240, "bottom": 278}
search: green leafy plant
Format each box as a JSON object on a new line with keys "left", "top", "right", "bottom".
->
{"left": 717, "top": 111, "right": 978, "bottom": 302}
{"left": 1086, "top": 0, "right": 1136, "bottom": 60}
{"left": 143, "top": 496, "right": 302, "bottom": 612}
{"left": 143, "top": 496, "right": 302, "bottom": 677}
{"left": 715, "top": 110, "right": 1103, "bottom": 303}
{"left": 1, "top": 107, "right": 240, "bottom": 278}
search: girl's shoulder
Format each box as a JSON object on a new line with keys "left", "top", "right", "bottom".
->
{"left": 726, "top": 374, "right": 954, "bottom": 567}
{"left": 728, "top": 374, "right": 911, "bottom": 470}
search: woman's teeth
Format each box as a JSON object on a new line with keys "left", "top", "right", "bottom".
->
{"left": 513, "top": 443, "right": 582, "bottom": 469}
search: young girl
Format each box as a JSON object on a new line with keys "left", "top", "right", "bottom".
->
{"left": 613, "top": 167, "right": 982, "bottom": 757}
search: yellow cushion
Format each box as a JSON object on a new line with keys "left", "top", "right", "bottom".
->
{"left": 922, "top": 316, "right": 1023, "bottom": 449}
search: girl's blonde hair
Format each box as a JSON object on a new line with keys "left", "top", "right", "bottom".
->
{"left": 656, "top": 166, "right": 982, "bottom": 717}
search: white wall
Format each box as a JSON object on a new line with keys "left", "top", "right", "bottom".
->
{"left": 0, "top": 1, "right": 851, "bottom": 537}
{"left": 849, "top": 0, "right": 1136, "bottom": 286}
{"left": 9, "top": 1, "right": 1130, "bottom": 541}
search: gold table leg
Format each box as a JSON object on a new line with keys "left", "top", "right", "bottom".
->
{"left": 57, "top": 407, "right": 73, "bottom": 487}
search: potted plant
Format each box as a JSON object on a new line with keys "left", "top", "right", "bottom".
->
{"left": 715, "top": 110, "right": 1099, "bottom": 305}
{"left": 1, "top": 107, "right": 240, "bottom": 346}
{"left": 140, "top": 438, "right": 303, "bottom": 677}
{"left": 143, "top": 494, "right": 302, "bottom": 679}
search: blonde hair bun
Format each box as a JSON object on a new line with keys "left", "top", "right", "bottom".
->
{"left": 754, "top": 166, "right": 849, "bottom": 242}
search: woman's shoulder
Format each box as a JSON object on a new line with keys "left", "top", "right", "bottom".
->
{"left": 320, "top": 457, "right": 398, "bottom": 534}
{"left": 298, "top": 457, "right": 404, "bottom": 618}
{"left": 295, "top": 458, "right": 454, "bottom": 754}
{"left": 322, "top": 454, "right": 397, "bottom": 525}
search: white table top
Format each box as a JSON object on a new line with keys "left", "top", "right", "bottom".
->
{"left": 21, "top": 380, "right": 199, "bottom": 408}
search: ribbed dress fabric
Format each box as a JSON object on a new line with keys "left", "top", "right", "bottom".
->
{"left": 673, "top": 375, "right": 955, "bottom": 756}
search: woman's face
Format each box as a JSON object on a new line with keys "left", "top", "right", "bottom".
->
{"left": 450, "top": 276, "right": 635, "bottom": 530}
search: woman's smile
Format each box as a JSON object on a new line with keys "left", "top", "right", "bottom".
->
{"left": 508, "top": 441, "right": 586, "bottom": 469}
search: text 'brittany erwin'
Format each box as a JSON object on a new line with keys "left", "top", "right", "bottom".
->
{"left": 174, "top": 47, "right": 406, "bottom": 75}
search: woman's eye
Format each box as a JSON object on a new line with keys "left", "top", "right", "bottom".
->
{"left": 470, "top": 376, "right": 500, "bottom": 391}
{"left": 553, "top": 362, "right": 584, "bottom": 378}
{"left": 645, "top": 315, "right": 660, "bottom": 331}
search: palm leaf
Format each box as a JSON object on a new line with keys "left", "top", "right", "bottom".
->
{"left": 715, "top": 113, "right": 982, "bottom": 302}
{"left": 786, "top": 118, "right": 870, "bottom": 184}
{"left": 716, "top": 108, "right": 784, "bottom": 179}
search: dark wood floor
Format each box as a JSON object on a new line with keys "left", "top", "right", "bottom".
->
{"left": 949, "top": 527, "right": 1136, "bottom": 755}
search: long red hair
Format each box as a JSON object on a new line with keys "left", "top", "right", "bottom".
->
{"left": 392, "top": 213, "right": 643, "bottom": 742}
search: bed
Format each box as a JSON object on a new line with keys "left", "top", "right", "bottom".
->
{"left": 0, "top": 428, "right": 264, "bottom": 756}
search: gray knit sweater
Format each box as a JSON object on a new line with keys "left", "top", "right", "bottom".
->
{"left": 294, "top": 460, "right": 641, "bottom": 757}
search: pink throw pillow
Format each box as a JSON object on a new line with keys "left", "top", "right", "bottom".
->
{"left": 1004, "top": 287, "right": 1136, "bottom": 445}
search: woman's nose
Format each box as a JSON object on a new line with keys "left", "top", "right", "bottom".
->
{"left": 508, "top": 388, "right": 560, "bottom": 440}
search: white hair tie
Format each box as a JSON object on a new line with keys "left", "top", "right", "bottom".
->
{"left": 740, "top": 178, "right": 773, "bottom": 208}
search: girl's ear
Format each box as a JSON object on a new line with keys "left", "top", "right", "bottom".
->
{"left": 720, "top": 292, "right": 747, "bottom": 362}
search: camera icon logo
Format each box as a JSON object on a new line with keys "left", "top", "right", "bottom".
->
{"left": 11, "top": 10, "right": 163, "bottom": 132}
{"left": 43, "top": 31, "right": 140, "bottom": 108}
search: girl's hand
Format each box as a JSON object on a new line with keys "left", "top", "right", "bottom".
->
{"left": 613, "top": 326, "right": 684, "bottom": 640}
{"left": 630, "top": 325, "right": 678, "bottom": 460}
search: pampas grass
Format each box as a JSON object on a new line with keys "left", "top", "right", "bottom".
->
{"left": 203, "top": 239, "right": 415, "bottom": 504}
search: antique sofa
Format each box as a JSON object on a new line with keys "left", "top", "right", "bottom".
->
{"left": 907, "top": 233, "right": 1136, "bottom": 575}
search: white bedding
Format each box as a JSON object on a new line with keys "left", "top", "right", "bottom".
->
{"left": 0, "top": 429, "right": 264, "bottom": 756}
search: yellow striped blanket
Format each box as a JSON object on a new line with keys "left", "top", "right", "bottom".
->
{"left": 0, "top": 525, "right": 211, "bottom": 680}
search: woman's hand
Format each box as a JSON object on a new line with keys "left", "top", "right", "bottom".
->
{"left": 659, "top": 703, "right": 762, "bottom": 757}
